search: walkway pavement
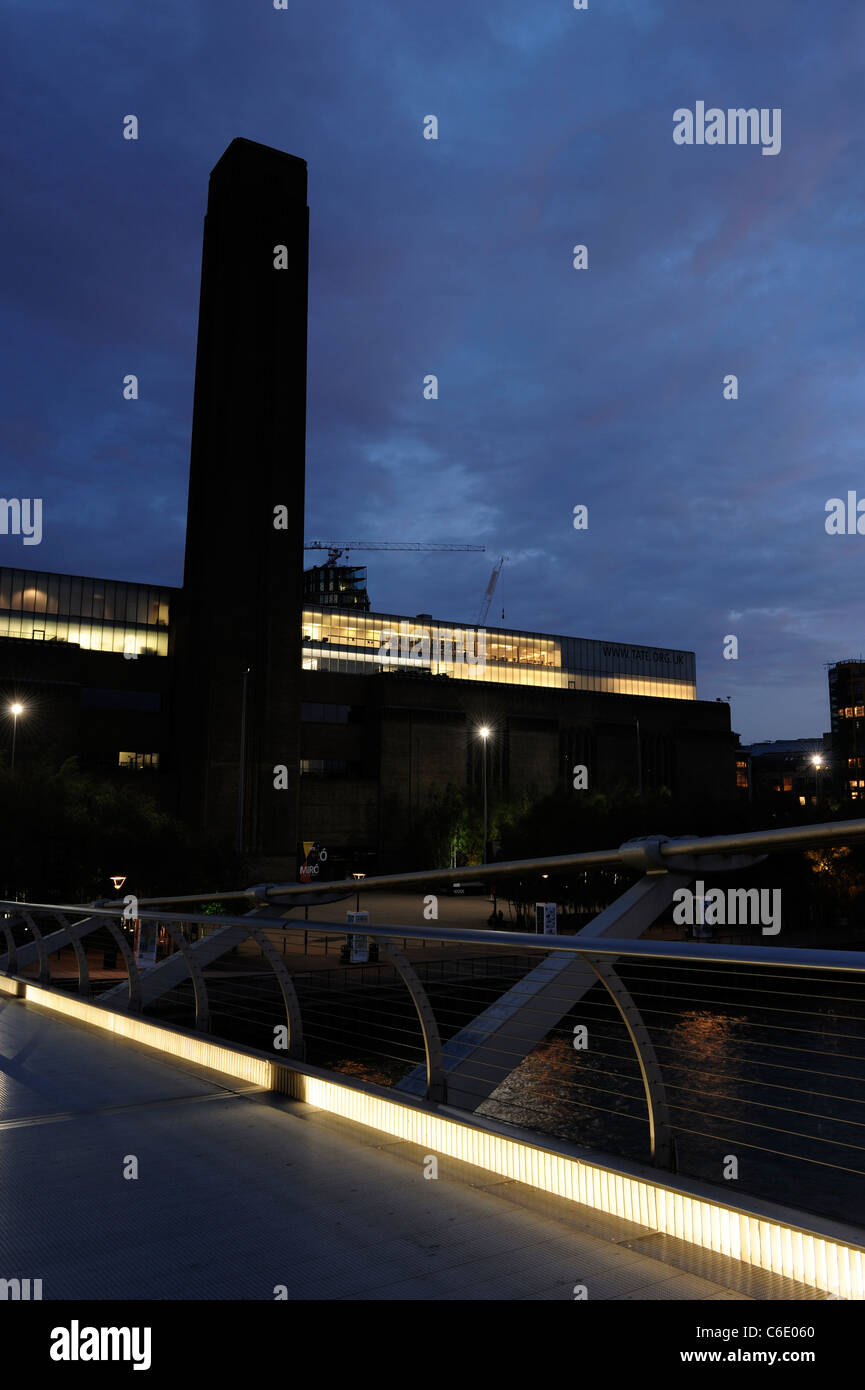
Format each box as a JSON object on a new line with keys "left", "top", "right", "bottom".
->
{"left": 0, "top": 993, "right": 825, "bottom": 1301}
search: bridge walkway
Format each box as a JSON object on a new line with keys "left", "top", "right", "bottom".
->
{"left": 0, "top": 993, "right": 825, "bottom": 1301}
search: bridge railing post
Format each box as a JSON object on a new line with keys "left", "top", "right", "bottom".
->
{"left": 578, "top": 951, "right": 675, "bottom": 1169}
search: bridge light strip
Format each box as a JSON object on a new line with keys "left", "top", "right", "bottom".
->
{"left": 5, "top": 974, "right": 861, "bottom": 1301}
{"left": 292, "top": 1075, "right": 859, "bottom": 1300}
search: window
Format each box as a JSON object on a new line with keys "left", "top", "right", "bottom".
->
{"left": 82, "top": 689, "right": 161, "bottom": 712}
{"left": 299, "top": 759, "right": 353, "bottom": 777}
{"left": 300, "top": 703, "right": 352, "bottom": 723}
{"left": 118, "top": 751, "right": 160, "bottom": 770}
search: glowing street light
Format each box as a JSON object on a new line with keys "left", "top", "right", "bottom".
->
{"left": 477, "top": 726, "right": 492, "bottom": 864}
{"left": 352, "top": 871, "right": 366, "bottom": 913}
{"left": 811, "top": 754, "right": 827, "bottom": 802}
{"left": 8, "top": 702, "right": 23, "bottom": 769}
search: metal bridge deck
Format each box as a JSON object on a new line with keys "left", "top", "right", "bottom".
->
{"left": 0, "top": 994, "right": 824, "bottom": 1301}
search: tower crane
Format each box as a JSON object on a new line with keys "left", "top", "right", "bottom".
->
{"left": 478, "top": 556, "right": 507, "bottom": 625}
{"left": 304, "top": 541, "right": 485, "bottom": 565}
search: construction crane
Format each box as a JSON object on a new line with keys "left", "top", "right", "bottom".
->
{"left": 478, "top": 555, "right": 507, "bottom": 625}
{"left": 305, "top": 541, "right": 485, "bottom": 565}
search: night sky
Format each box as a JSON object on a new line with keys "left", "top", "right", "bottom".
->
{"left": 2, "top": 0, "right": 864, "bottom": 744}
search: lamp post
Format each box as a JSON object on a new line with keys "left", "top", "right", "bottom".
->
{"left": 236, "top": 667, "right": 250, "bottom": 855}
{"left": 811, "top": 754, "right": 826, "bottom": 803}
{"left": 9, "top": 703, "right": 23, "bottom": 769}
{"left": 352, "top": 871, "right": 365, "bottom": 913}
{"left": 479, "top": 726, "right": 491, "bottom": 864}
{"left": 635, "top": 719, "right": 642, "bottom": 796}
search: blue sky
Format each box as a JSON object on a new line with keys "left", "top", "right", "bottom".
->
{"left": 2, "top": 0, "right": 864, "bottom": 742}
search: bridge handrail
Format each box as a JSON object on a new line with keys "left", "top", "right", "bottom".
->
{"left": 86, "top": 815, "right": 865, "bottom": 907}
{"left": 5, "top": 895, "right": 865, "bottom": 1224}
{"left": 3, "top": 901, "right": 865, "bottom": 973}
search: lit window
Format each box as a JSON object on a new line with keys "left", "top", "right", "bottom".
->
{"left": 118, "top": 751, "right": 159, "bottom": 771}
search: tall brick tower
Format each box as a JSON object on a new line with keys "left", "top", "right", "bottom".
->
{"left": 174, "top": 139, "right": 308, "bottom": 872}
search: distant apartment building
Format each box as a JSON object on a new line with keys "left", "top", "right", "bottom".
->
{"left": 739, "top": 738, "right": 828, "bottom": 806}
{"left": 303, "top": 563, "right": 371, "bottom": 612}
{"left": 828, "top": 660, "right": 865, "bottom": 799}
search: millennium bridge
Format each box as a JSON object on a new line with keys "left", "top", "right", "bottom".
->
{"left": 3, "top": 820, "right": 865, "bottom": 1301}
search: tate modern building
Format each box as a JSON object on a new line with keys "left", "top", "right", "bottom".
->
{"left": 0, "top": 140, "right": 734, "bottom": 876}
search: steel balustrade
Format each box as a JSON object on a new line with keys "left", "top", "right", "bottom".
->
{"left": 100, "top": 816, "right": 865, "bottom": 909}
{"left": 4, "top": 908, "right": 865, "bottom": 1173}
{"left": 2, "top": 817, "right": 865, "bottom": 1212}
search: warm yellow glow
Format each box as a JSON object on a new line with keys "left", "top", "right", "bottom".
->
{"left": 479, "top": 726, "right": 491, "bottom": 739}
{"left": 9, "top": 703, "right": 22, "bottom": 716}
{"left": 301, "top": 607, "right": 697, "bottom": 700}
{"left": 8, "top": 975, "right": 862, "bottom": 1299}
{"left": 0, "top": 617, "right": 168, "bottom": 656}
{"left": 17, "top": 980, "right": 271, "bottom": 1088}
{"left": 0, "top": 573, "right": 171, "bottom": 656}
{"left": 293, "top": 1075, "right": 863, "bottom": 1300}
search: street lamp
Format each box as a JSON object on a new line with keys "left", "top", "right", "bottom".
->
{"left": 352, "top": 871, "right": 365, "bottom": 913}
{"left": 811, "top": 754, "right": 826, "bottom": 803}
{"left": 9, "top": 703, "right": 23, "bottom": 769}
{"left": 478, "top": 726, "right": 491, "bottom": 864}
{"left": 236, "top": 667, "right": 250, "bottom": 854}
{"left": 635, "top": 719, "right": 642, "bottom": 796}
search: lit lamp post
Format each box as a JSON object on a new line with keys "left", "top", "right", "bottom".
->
{"left": 236, "top": 667, "right": 250, "bottom": 855}
{"left": 9, "top": 703, "right": 23, "bottom": 769}
{"left": 352, "top": 871, "right": 365, "bottom": 913}
{"left": 478, "top": 726, "right": 491, "bottom": 864}
{"left": 811, "top": 754, "right": 826, "bottom": 803}
{"left": 635, "top": 719, "right": 642, "bottom": 796}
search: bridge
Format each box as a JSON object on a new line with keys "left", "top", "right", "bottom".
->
{"left": 3, "top": 820, "right": 865, "bottom": 1301}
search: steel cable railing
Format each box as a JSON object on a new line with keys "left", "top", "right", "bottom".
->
{"left": 5, "top": 900, "right": 865, "bottom": 1226}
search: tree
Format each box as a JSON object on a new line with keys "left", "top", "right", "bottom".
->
{"left": 0, "top": 756, "right": 241, "bottom": 902}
